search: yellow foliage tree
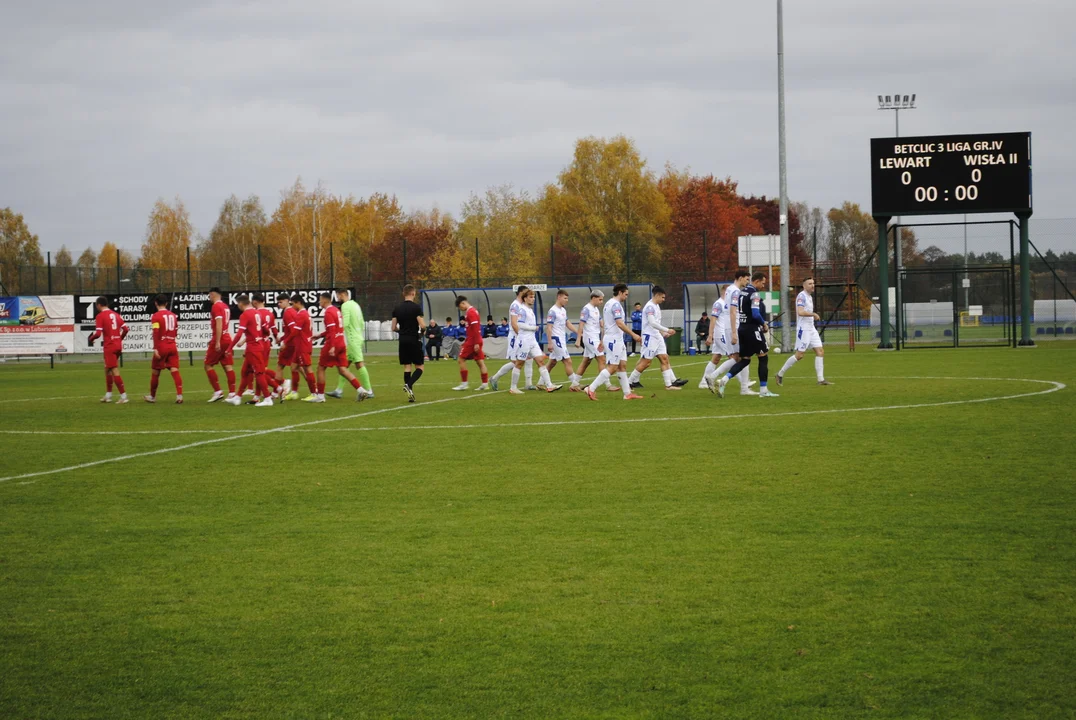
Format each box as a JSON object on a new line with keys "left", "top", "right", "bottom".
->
{"left": 442, "top": 184, "right": 546, "bottom": 283}
{"left": 198, "top": 195, "right": 266, "bottom": 286}
{"left": 141, "top": 197, "right": 195, "bottom": 270}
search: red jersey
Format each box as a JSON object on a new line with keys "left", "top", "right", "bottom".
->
{"left": 151, "top": 309, "right": 178, "bottom": 349}
{"left": 210, "top": 300, "right": 232, "bottom": 344}
{"left": 281, "top": 307, "right": 298, "bottom": 346}
{"left": 232, "top": 308, "right": 267, "bottom": 349}
{"left": 295, "top": 309, "right": 313, "bottom": 353}
{"left": 256, "top": 307, "right": 278, "bottom": 342}
{"left": 464, "top": 306, "right": 482, "bottom": 344}
{"left": 92, "top": 309, "right": 127, "bottom": 348}
{"left": 323, "top": 305, "right": 344, "bottom": 347}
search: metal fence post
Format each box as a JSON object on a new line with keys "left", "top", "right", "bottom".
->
{"left": 47, "top": 252, "right": 52, "bottom": 295}
{"left": 257, "top": 244, "right": 263, "bottom": 291}
{"left": 330, "top": 242, "right": 335, "bottom": 288}
{"left": 702, "top": 231, "right": 707, "bottom": 281}
{"left": 626, "top": 233, "right": 631, "bottom": 283}
{"left": 550, "top": 235, "right": 555, "bottom": 284}
{"left": 116, "top": 249, "right": 121, "bottom": 294}
{"left": 403, "top": 237, "right": 408, "bottom": 283}
{"left": 475, "top": 238, "right": 480, "bottom": 287}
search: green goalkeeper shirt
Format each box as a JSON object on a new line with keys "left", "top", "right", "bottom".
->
{"left": 341, "top": 299, "right": 365, "bottom": 348}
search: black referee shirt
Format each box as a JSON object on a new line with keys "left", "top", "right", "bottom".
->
{"left": 392, "top": 300, "right": 423, "bottom": 338}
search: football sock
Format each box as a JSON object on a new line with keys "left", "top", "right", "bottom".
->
{"left": 727, "top": 359, "right": 751, "bottom": 379}
{"left": 256, "top": 374, "right": 269, "bottom": 398}
{"left": 570, "top": 373, "right": 580, "bottom": 384}
{"left": 206, "top": 369, "right": 221, "bottom": 392}
{"left": 589, "top": 369, "right": 611, "bottom": 392}
{"left": 114, "top": 376, "right": 125, "bottom": 394}
{"left": 617, "top": 372, "right": 631, "bottom": 396}
{"left": 409, "top": 368, "right": 422, "bottom": 387}
{"left": 291, "top": 371, "right": 300, "bottom": 390}
{"left": 357, "top": 366, "right": 371, "bottom": 391}
{"left": 283, "top": 377, "right": 292, "bottom": 394}
{"left": 305, "top": 371, "right": 317, "bottom": 392}
{"left": 538, "top": 366, "right": 552, "bottom": 387}
{"left": 335, "top": 374, "right": 347, "bottom": 394}
{"left": 349, "top": 376, "right": 361, "bottom": 389}
{"left": 481, "top": 372, "right": 488, "bottom": 383}
{"left": 171, "top": 369, "right": 183, "bottom": 394}
{"left": 317, "top": 380, "right": 326, "bottom": 394}
{"left": 738, "top": 363, "right": 751, "bottom": 389}
{"left": 703, "top": 361, "right": 720, "bottom": 381}
{"left": 404, "top": 371, "right": 412, "bottom": 387}
{"left": 150, "top": 374, "right": 159, "bottom": 398}
{"left": 225, "top": 369, "right": 237, "bottom": 394}
{"left": 525, "top": 359, "right": 534, "bottom": 386}
{"left": 758, "top": 355, "right": 769, "bottom": 387}
{"left": 715, "top": 359, "right": 735, "bottom": 377}
{"left": 492, "top": 362, "right": 513, "bottom": 382}
{"left": 662, "top": 369, "right": 676, "bottom": 387}
{"left": 460, "top": 368, "right": 469, "bottom": 382}
{"left": 628, "top": 370, "right": 642, "bottom": 384}
{"left": 815, "top": 356, "right": 824, "bottom": 381}
{"left": 511, "top": 367, "right": 521, "bottom": 389}
{"left": 106, "top": 374, "right": 114, "bottom": 392}
{"left": 779, "top": 355, "right": 799, "bottom": 377}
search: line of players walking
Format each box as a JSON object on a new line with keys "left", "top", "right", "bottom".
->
{"left": 88, "top": 272, "right": 828, "bottom": 405}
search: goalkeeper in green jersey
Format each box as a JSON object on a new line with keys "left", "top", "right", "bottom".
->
{"left": 328, "top": 288, "right": 374, "bottom": 398}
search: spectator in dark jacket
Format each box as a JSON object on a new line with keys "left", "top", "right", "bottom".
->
{"left": 695, "top": 312, "right": 709, "bottom": 352}
{"left": 495, "top": 317, "right": 510, "bottom": 338}
{"left": 629, "top": 303, "right": 643, "bottom": 355}
{"left": 484, "top": 315, "right": 497, "bottom": 338}
{"left": 442, "top": 317, "right": 457, "bottom": 339}
{"left": 425, "top": 320, "right": 443, "bottom": 360}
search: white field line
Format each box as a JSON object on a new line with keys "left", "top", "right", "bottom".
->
{"left": 0, "top": 391, "right": 497, "bottom": 485}
{"left": 0, "top": 377, "right": 1063, "bottom": 441}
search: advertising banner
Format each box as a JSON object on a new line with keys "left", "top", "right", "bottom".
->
{"left": 0, "top": 295, "right": 75, "bottom": 356}
{"left": 74, "top": 288, "right": 353, "bottom": 354}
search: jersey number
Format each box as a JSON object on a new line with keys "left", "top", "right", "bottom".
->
{"left": 110, "top": 315, "right": 117, "bottom": 330}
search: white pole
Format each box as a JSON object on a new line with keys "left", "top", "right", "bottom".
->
{"left": 777, "top": 0, "right": 791, "bottom": 352}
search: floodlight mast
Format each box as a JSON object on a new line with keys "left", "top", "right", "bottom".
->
{"left": 877, "top": 94, "right": 917, "bottom": 345}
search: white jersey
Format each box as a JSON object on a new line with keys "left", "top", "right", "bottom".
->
{"left": 546, "top": 304, "right": 568, "bottom": 341}
{"left": 580, "top": 303, "right": 602, "bottom": 341}
{"left": 603, "top": 298, "right": 625, "bottom": 338}
{"left": 723, "top": 284, "right": 741, "bottom": 331}
{"left": 515, "top": 303, "right": 537, "bottom": 339}
{"left": 796, "top": 291, "right": 815, "bottom": 328}
{"left": 711, "top": 297, "right": 726, "bottom": 325}
{"left": 641, "top": 299, "right": 666, "bottom": 339}
{"left": 507, "top": 299, "right": 524, "bottom": 343}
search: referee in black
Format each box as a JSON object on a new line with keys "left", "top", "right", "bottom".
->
{"left": 391, "top": 284, "right": 426, "bottom": 402}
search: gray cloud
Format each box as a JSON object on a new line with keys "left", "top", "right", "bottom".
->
{"left": 2, "top": 0, "right": 1073, "bottom": 256}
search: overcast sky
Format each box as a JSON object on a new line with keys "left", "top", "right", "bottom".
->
{"left": 2, "top": 0, "right": 1073, "bottom": 256}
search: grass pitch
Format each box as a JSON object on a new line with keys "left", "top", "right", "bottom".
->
{"left": 1, "top": 347, "right": 1074, "bottom": 718}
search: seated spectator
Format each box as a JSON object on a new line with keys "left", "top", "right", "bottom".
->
{"left": 484, "top": 315, "right": 497, "bottom": 338}
{"left": 442, "top": 317, "right": 457, "bottom": 339}
{"left": 495, "top": 317, "right": 510, "bottom": 337}
{"left": 457, "top": 318, "right": 468, "bottom": 338}
{"left": 695, "top": 311, "right": 709, "bottom": 352}
{"left": 425, "top": 320, "right": 443, "bottom": 361}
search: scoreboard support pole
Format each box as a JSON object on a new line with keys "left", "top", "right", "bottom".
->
{"left": 876, "top": 215, "right": 893, "bottom": 349}
{"left": 1017, "top": 212, "right": 1034, "bottom": 346}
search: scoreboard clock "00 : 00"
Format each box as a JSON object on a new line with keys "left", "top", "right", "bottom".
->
{"left": 870, "top": 131, "right": 1031, "bottom": 217}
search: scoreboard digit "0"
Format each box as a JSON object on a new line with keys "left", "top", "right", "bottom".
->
{"left": 870, "top": 132, "right": 1032, "bottom": 217}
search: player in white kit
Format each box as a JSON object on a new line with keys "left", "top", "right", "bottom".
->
{"left": 776, "top": 277, "right": 831, "bottom": 386}
{"left": 627, "top": 286, "right": 688, "bottom": 390}
{"left": 701, "top": 270, "right": 756, "bottom": 395}
{"left": 573, "top": 290, "right": 618, "bottom": 392}
{"left": 507, "top": 288, "right": 560, "bottom": 395}
{"left": 489, "top": 286, "right": 536, "bottom": 390}
{"left": 545, "top": 289, "right": 584, "bottom": 391}
{"left": 584, "top": 284, "right": 643, "bottom": 401}
{"left": 698, "top": 286, "right": 730, "bottom": 388}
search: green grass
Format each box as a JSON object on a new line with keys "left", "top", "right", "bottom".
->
{"left": 1, "top": 347, "right": 1074, "bottom": 718}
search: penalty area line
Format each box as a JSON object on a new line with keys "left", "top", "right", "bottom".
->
{"left": 0, "top": 391, "right": 497, "bottom": 485}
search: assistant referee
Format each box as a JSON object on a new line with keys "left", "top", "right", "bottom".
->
{"left": 391, "top": 284, "right": 426, "bottom": 403}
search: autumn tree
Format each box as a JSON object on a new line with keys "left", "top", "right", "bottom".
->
{"left": 52, "top": 245, "right": 73, "bottom": 267}
{"left": 0, "top": 208, "right": 44, "bottom": 293}
{"left": 741, "top": 196, "right": 809, "bottom": 265}
{"left": 825, "top": 202, "right": 878, "bottom": 269}
{"left": 141, "top": 197, "right": 195, "bottom": 271}
{"left": 374, "top": 208, "right": 456, "bottom": 283}
{"left": 432, "top": 184, "right": 546, "bottom": 282}
{"left": 98, "top": 241, "right": 136, "bottom": 269}
{"left": 541, "top": 136, "right": 671, "bottom": 277}
{"left": 262, "top": 179, "right": 319, "bottom": 286}
{"left": 658, "top": 169, "right": 763, "bottom": 277}
{"left": 198, "top": 195, "right": 267, "bottom": 286}
{"left": 791, "top": 201, "right": 827, "bottom": 265}
{"left": 77, "top": 247, "right": 97, "bottom": 269}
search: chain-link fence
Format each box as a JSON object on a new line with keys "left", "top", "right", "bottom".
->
{"left": 16, "top": 265, "right": 230, "bottom": 296}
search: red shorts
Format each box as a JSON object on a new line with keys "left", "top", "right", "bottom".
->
{"left": 244, "top": 347, "right": 267, "bottom": 373}
{"left": 318, "top": 343, "right": 348, "bottom": 368}
{"left": 460, "top": 342, "right": 485, "bottom": 361}
{"left": 152, "top": 346, "right": 179, "bottom": 371}
{"left": 103, "top": 346, "right": 122, "bottom": 370}
{"left": 205, "top": 337, "right": 233, "bottom": 366}
{"left": 278, "top": 344, "right": 296, "bottom": 365}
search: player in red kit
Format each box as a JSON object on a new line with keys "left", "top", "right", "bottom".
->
{"left": 251, "top": 293, "right": 282, "bottom": 400}
{"left": 289, "top": 294, "right": 318, "bottom": 398}
{"left": 204, "top": 287, "right": 239, "bottom": 404}
{"left": 304, "top": 292, "right": 367, "bottom": 402}
{"left": 144, "top": 294, "right": 183, "bottom": 404}
{"left": 451, "top": 295, "right": 489, "bottom": 391}
{"left": 87, "top": 295, "right": 130, "bottom": 403}
{"left": 276, "top": 292, "right": 298, "bottom": 398}
{"left": 229, "top": 295, "right": 274, "bottom": 407}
